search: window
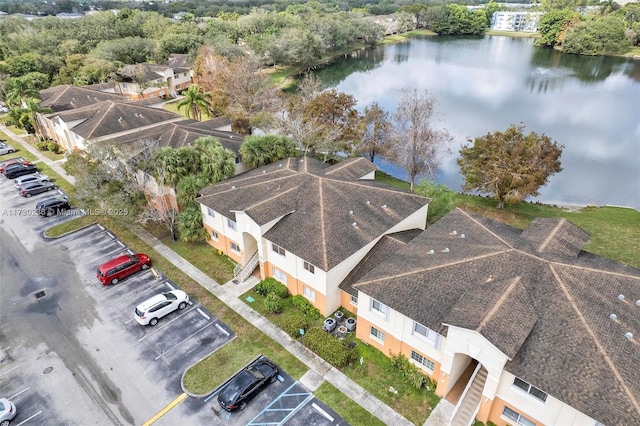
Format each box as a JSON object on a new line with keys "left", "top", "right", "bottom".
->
{"left": 303, "top": 286, "right": 315, "bottom": 301}
{"left": 183, "top": 72, "right": 187, "bottom": 77}
{"left": 157, "top": 79, "right": 162, "bottom": 84}
{"left": 210, "top": 230, "right": 219, "bottom": 241}
{"left": 371, "top": 299, "right": 389, "bottom": 318}
{"left": 370, "top": 327, "right": 385, "bottom": 342}
{"left": 230, "top": 242, "right": 240, "bottom": 253}
{"left": 303, "top": 261, "right": 315, "bottom": 274}
{"left": 227, "top": 218, "right": 237, "bottom": 231}
{"left": 350, "top": 295, "right": 358, "bottom": 306}
{"left": 502, "top": 406, "right": 536, "bottom": 426}
{"left": 273, "top": 267, "right": 287, "bottom": 284}
{"left": 123, "top": 83, "right": 127, "bottom": 88}
{"left": 410, "top": 351, "right": 435, "bottom": 372}
{"left": 235, "top": 156, "right": 241, "bottom": 164}
{"left": 206, "top": 207, "right": 215, "bottom": 217}
{"left": 413, "top": 322, "right": 439, "bottom": 343}
{"left": 272, "top": 243, "right": 285, "bottom": 257}
{"left": 173, "top": 74, "right": 178, "bottom": 79}
{"left": 513, "top": 377, "right": 548, "bottom": 402}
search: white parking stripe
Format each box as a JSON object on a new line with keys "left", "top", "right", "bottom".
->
{"left": 8, "top": 387, "right": 30, "bottom": 400}
{"left": 117, "top": 241, "right": 125, "bottom": 248}
{"left": 15, "top": 410, "right": 42, "bottom": 426}
{"left": 197, "top": 309, "right": 210, "bottom": 320}
{"left": 154, "top": 322, "right": 214, "bottom": 361}
{"left": 0, "top": 366, "right": 18, "bottom": 377}
{"left": 215, "top": 323, "right": 230, "bottom": 337}
{"left": 138, "top": 306, "right": 198, "bottom": 342}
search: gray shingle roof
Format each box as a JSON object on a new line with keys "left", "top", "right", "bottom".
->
{"left": 39, "top": 85, "right": 128, "bottom": 112}
{"left": 161, "top": 53, "right": 193, "bottom": 69}
{"left": 197, "top": 157, "right": 429, "bottom": 271}
{"left": 352, "top": 208, "right": 640, "bottom": 426}
{"left": 520, "top": 217, "right": 590, "bottom": 257}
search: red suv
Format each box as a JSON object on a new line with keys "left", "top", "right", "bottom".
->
{"left": 97, "top": 253, "right": 152, "bottom": 285}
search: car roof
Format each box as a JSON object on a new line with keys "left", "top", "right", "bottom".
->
{"left": 98, "top": 253, "right": 137, "bottom": 270}
{"left": 36, "top": 198, "right": 68, "bottom": 208}
{"left": 21, "top": 181, "right": 47, "bottom": 189}
{"left": 136, "top": 290, "right": 185, "bottom": 311}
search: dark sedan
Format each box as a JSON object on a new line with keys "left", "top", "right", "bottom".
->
{"left": 20, "top": 181, "right": 58, "bottom": 197}
{"left": 218, "top": 358, "right": 279, "bottom": 412}
{"left": 35, "top": 197, "right": 72, "bottom": 216}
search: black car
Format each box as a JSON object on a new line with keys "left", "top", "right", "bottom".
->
{"left": 5, "top": 164, "right": 38, "bottom": 179}
{"left": 19, "top": 181, "right": 57, "bottom": 197}
{"left": 35, "top": 197, "right": 71, "bottom": 216}
{"left": 218, "top": 358, "right": 279, "bottom": 411}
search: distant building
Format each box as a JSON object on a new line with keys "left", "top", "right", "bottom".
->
{"left": 491, "top": 11, "right": 542, "bottom": 32}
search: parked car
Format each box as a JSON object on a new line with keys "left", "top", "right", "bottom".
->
{"left": 19, "top": 181, "right": 58, "bottom": 197}
{"left": 97, "top": 253, "right": 152, "bottom": 285}
{"left": 217, "top": 358, "right": 279, "bottom": 412}
{"left": 14, "top": 173, "right": 50, "bottom": 188}
{"left": 0, "top": 397, "right": 17, "bottom": 426}
{"left": 0, "top": 157, "right": 29, "bottom": 173}
{"left": 134, "top": 290, "right": 189, "bottom": 326}
{"left": 35, "top": 197, "right": 72, "bottom": 216}
{"left": 0, "top": 144, "right": 16, "bottom": 156}
{"left": 4, "top": 164, "right": 39, "bottom": 179}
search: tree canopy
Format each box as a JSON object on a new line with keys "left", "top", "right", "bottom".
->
{"left": 457, "top": 124, "right": 564, "bottom": 209}
{"left": 239, "top": 134, "right": 298, "bottom": 167}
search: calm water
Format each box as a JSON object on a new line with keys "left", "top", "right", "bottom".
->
{"left": 314, "top": 36, "right": 640, "bottom": 209}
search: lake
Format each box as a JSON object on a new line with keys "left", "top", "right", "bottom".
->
{"left": 314, "top": 36, "right": 640, "bottom": 209}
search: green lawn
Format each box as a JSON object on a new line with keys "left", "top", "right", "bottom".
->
{"left": 314, "top": 382, "right": 387, "bottom": 426}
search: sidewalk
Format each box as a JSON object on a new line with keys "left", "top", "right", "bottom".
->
{"left": 1, "top": 124, "right": 415, "bottom": 426}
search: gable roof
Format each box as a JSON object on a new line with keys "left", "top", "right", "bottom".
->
{"left": 161, "top": 53, "right": 193, "bottom": 71}
{"left": 520, "top": 217, "right": 590, "bottom": 257}
{"left": 50, "top": 100, "right": 181, "bottom": 139}
{"left": 39, "top": 85, "right": 128, "bottom": 112}
{"left": 197, "top": 157, "right": 429, "bottom": 271}
{"left": 352, "top": 208, "right": 640, "bottom": 426}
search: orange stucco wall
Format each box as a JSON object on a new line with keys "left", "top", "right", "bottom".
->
{"left": 340, "top": 290, "right": 358, "bottom": 315}
{"left": 261, "top": 261, "right": 329, "bottom": 316}
{"left": 398, "top": 344, "right": 441, "bottom": 380}
{"left": 203, "top": 224, "right": 241, "bottom": 263}
{"left": 355, "top": 316, "right": 402, "bottom": 355}
{"left": 487, "top": 397, "right": 543, "bottom": 426}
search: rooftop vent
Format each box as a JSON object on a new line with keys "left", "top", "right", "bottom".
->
{"left": 366, "top": 201, "right": 371, "bottom": 205}
{"left": 71, "top": 97, "right": 75, "bottom": 102}
{"left": 118, "top": 116, "right": 123, "bottom": 122}
{"left": 262, "top": 170, "right": 266, "bottom": 174}
{"left": 278, "top": 164, "right": 282, "bottom": 167}
{"left": 486, "top": 275, "right": 494, "bottom": 283}
{"left": 636, "top": 299, "right": 640, "bottom": 307}
{"left": 625, "top": 332, "right": 633, "bottom": 340}
{"left": 352, "top": 222, "right": 357, "bottom": 227}
{"left": 349, "top": 210, "right": 354, "bottom": 215}
{"left": 427, "top": 250, "right": 434, "bottom": 255}
{"left": 610, "top": 313, "right": 618, "bottom": 320}
{"left": 442, "top": 248, "right": 450, "bottom": 253}
{"left": 460, "top": 234, "right": 466, "bottom": 238}
{"left": 450, "top": 230, "right": 457, "bottom": 235}
{"left": 231, "top": 186, "right": 236, "bottom": 189}
{"left": 299, "top": 158, "right": 304, "bottom": 162}
{"left": 381, "top": 204, "right": 387, "bottom": 209}
{"left": 618, "top": 294, "right": 625, "bottom": 301}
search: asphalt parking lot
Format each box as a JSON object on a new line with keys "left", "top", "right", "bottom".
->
{"left": 1, "top": 168, "right": 347, "bottom": 426}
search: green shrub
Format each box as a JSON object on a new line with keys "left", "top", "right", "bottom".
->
{"left": 390, "top": 352, "right": 429, "bottom": 389}
{"left": 47, "top": 141, "right": 59, "bottom": 153}
{"left": 264, "top": 293, "right": 282, "bottom": 314}
{"left": 255, "top": 277, "right": 289, "bottom": 298}
{"left": 36, "top": 141, "right": 49, "bottom": 151}
{"left": 282, "top": 314, "right": 308, "bottom": 338}
{"left": 302, "top": 327, "right": 357, "bottom": 367}
{"left": 291, "top": 295, "right": 322, "bottom": 319}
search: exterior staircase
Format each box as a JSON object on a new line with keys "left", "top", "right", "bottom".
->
{"left": 234, "top": 251, "right": 259, "bottom": 283}
{"left": 449, "top": 365, "right": 488, "bottom": 426}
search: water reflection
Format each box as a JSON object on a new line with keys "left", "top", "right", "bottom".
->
{"left": 315, "top": 36, "right": 640, "bottom": 209}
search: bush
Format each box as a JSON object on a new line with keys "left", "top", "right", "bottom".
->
{"left": 255, "top": 278, "right": 289, "bottom": 298}
{"left": 302, "top": 327, "right": 358, "bottom": 367}
{"left": 47, "top": 141, "right": 59, "bottom": 153}
{"left": 291, "top": 294, "right": 322, "bottom": 319}
{"left": 36, "top": 141, "right": 49, "bottom": 151}
{"left": 390, "top": 352, "right": 430, "bottom": 389}
{"left": 264, "top": 293, "right": 282, "bottom": 314}
{"left": 282, "top": 314, "right": 308, "bottom": 338}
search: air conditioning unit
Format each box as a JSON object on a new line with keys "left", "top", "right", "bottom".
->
{"left": 323, "top": 317, "right": 337, "bottom": 332}
{"left": 345, "top": 317, "right": 357, "bottom": 332}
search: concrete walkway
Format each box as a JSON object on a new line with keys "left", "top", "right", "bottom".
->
{"left": 1, "top": 124, "right": 415, "bottom": 426}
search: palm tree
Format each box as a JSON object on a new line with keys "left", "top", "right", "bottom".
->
{"left": 5, "top": 78, "right": 40, "bottom": 108}
{"left": 176, "top": 175, "right": 205, "bottom": 210}
{"left": 177, "top": 207, "right": 208, "bottom": 242}
{"left": 177, "top": 84, "right": 212, "bottom": 121}
{"left": 194, "top": 137, "right": 236, "bottom": 183}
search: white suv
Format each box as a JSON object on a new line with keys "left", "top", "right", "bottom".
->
{"left": 134, "top": 290, "right": 189, "bottom": 326}
{"left": 14, "top": 173, "right": 50, "bottom": 188}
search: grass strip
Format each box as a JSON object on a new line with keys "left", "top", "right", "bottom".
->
{"left": 314, "top": 382, "right": 386, "bottom": 426}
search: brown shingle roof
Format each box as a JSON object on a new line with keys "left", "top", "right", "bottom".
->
{"left": 197, "top": 157, "right": 429, "bottom": 271}
{"left": 520, "top": 217, "right": 590, "bottom": 257}
{"left": 39, "top": 85, "right": 128, "bottom": 112}
{"left": 352, "top": 208, "right": 640, "bottom": 426}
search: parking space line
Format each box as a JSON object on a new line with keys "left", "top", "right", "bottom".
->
{"left": 312, "top": 403, "right": 335, "bottom": 422}
{"left": 15, "top": 410, "right": 42, "bottom": 426}
{"left": 0, "top": 366, "right": 18, "bottom": 377}
{"left": 8, "top": 387, "right": 30, "bottom": 400}
{"left": 197, "top": 308, "right": 210, "bottom": 320}
{"left": 215, "top": 323, "right": 230, "bottom": 336}
{"left": 138, "top": 306, "right": 199, "bottom": 342}
{"left": 117, "top": 241, "right": 125, "bottom": 248}
{"left": 154, "top": 322, "right": 214, "bottom": 360}
{"left": 142, "top": 393, "right": 188, "bottom": 426}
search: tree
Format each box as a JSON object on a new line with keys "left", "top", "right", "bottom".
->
{"left": 177, "top": 207, "right": 208, "bottom": 242}
{"left": 177, "top": 84, "right": 212, "bottom": 121}
{"left": 354, "top": 102, "right": 393, "bottom": 163}
{"left": 562, "top": 15, "right": 631, "bottom": 55}
{"left": 193, "top": 136, "right": 236, "bottom": 184}
{"left": 239, "top": 135, "right": 298, "bottom": 167}
{"left": 4, "top": 72, "right": 49, "bottom": 108}
{"left": 536, "top": 9, "right": 581, "bottom": 47}
{"left": 389, "top": 88, "right": 453, "bottom": 193}
{"left": 457, "top": 124, "right": 564, "bottom": 209}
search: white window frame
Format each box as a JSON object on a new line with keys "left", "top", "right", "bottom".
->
{"left": 502, "top": 406, "right": 536, "bottom": 426}
{"left": 350, "top": 295, "right": 358, "bottom": 306}
{"left": 230, "top": 242, "right": 240, "bottom": 253}
{"left": 271, "top": 243, "right": 285, "bottom": 257}
{"left": 210, "top": 230, "right": 219, "bottom": 241}
{"left": 303, "top": 286, "right": 315, "bottom": 302}
{"left": 370, "top": 298, "right": 389, "bottom": 320}
{"left": 410, "top": 351, "right": 435, "bottom": 372}
{"left": 227, "top": 218, "right": 237, "bottom": 231}
{"left": 413, "top": 322, "right": 439, "bottom": 347}
{"left": 273, "top": 267, "right": 287, "bottom": 284}
{"left": 513, "top": 377, "right": 548, "bottom": 403}
{"left": 303, "top": 261, "right": 315, "bottom": 274}
{"left": 206, "top": 207, "right": 215, "bottom": 217}
{"left": 370, "top": 326, "right": 385, "bottom": 343}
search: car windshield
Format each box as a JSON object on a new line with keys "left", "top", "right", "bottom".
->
{"left": 220, "top": 371, "right": 254, "bottom": 402}
{"left": 0, "top": 401, "right": 5, "bottom": 410}
{"left": 164, "top": 292, "right": 177, "bottom": 301}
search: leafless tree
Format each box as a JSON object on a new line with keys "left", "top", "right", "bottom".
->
{"left": 389, "top": 88, "right": 453, "bottom": 192}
